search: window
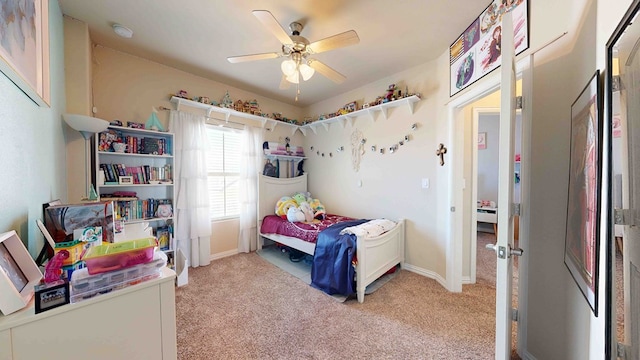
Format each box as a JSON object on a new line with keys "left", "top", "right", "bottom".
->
{"left": 206, "top": 126, "right": 241, "bottom": 219}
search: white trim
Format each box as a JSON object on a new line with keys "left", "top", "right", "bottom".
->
{"left": 447, "top": 76, "right": 502, "bottom": 294}
{"left": 402, "top": 263, "right": 449, "bottom": 290}
{"left": 516, "top": 54, "right": 533, "bottom": 358}
{"left": 210, "top": 249, "right": 239, "bottom": 261}
{"left": 521, "top": 350, "right": 537, "bottom": 360}
{"left": 461, "top": 275, "right": 473, "bottom": 285}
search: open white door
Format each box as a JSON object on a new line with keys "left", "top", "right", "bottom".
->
{"left": 486, "top": 11, "right": 522, "bottom": 359}
{"left": 617, "top": 22, "right": 640, "bottom": 359}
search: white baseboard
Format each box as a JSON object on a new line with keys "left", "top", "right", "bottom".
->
{"left": 521, "top": 350, "right": 536, "bottom": 360}
{"left": 461, "top": 276, "right": 472, "bottom": 284}
{"left": 210, "top": 249, "right": 239, "bottom": 261}
{"left": 402, "top": 263, "right": 449, "bottom": 290}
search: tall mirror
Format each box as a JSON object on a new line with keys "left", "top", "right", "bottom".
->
{"left": 606, "top": 0, "right": 640, "bottom": 357}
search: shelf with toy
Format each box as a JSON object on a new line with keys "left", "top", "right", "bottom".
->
{"left": 170, "top": 95, "right": 421, "bottom": 137}
{"left": 170, "top": 96, "right": 300, "bottom": 135}
{"left": 298, "top": 95, "right": 421, "bottom": 136}
{"left": 265, "top": 154, "right": 306, "bottom": 161}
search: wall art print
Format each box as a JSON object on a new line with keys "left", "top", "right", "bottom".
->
{"left": 449, "top": 0, "right": 528, "bottom": 97}
{"left": 0, "top": 0, "right": 50, "bottom": 106}
{"left": 564, "top": 70, "right": 602, "bottom": 314}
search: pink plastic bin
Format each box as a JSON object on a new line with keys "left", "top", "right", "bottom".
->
{"left": 82, "top": 238, "right": 157, "bottom": 275}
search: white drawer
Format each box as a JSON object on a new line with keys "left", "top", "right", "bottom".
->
{"left": 477, "top": 212, "right": 497, "bottom": 223}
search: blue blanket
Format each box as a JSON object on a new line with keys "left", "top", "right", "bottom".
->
{"left": 310, "top": 219, "right": 369, "bottom": 296}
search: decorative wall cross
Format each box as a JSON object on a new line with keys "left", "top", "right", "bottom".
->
{"left": 436, "top": 143, "right": 447, "bottom": 166}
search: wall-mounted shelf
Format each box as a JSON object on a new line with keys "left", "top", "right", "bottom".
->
{"left": 299, "top": 95, "right": 421, "bottom": 136}
{"left": 170, "top": 94, "right": 421, "bottom": 137}
{"left": 264, "top": 154, "right": 306, "bottom": 162}
{"left": 170, "top": 97, "right": 299, "bottom": 135}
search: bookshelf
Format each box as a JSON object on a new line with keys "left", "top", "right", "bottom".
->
{"left": 94, "top": 125, "right": 177, "bottom": 266}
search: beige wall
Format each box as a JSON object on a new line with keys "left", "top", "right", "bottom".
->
{"left": 63, "top": 16, "right": 93, "bottom": 203}
{"left": 303, "top": 60, "right": 446, "bottom": 276}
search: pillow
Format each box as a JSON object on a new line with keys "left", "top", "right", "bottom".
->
{"left": 339, "top": 219, "right": 397, "bottom": 238}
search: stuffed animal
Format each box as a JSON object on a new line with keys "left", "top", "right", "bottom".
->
{"left": 275, "top": 196, "right": 298, "bottom": 219}
{"left": 299, "top": 202, "right": 314, "bottom": 223}
{"left": 292, "top": 192, "right": 311, "bottom": 206}
{"left": 309, "top": 198, "right": 326, "bottom": 220}
{"left": 287, "top": 206, "right": 305, "bottom": 223}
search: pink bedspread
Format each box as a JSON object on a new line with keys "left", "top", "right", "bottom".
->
{"left": 260, "top": 214, "right": 355, "bottom": 243}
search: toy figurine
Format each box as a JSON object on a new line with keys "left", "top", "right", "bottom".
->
{"left": 44, "top": 250, "right": 69, "bottom": 283}
{"left": 220, "top": 91, "right": 233, "bottom": 108}
{"left": 385, "top": 84, "right": 397, "bottom": 102}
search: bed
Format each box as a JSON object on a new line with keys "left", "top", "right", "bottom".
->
{"left": 257, "top": 173, "right": 405, "bottom": 303}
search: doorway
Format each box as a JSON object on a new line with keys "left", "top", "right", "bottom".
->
{"left": 471, "top": 107, "right": 522, "bottom": 285}
{"left": 447, "top": 54, "right": 532, "bottom": 357}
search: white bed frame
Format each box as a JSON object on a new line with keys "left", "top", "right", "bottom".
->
{"left": 257, "top": 174, "right": 405, "bottom": 303}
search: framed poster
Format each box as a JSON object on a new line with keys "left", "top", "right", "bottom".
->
{"left": 450, "top": 0, "right": 529, "bottom": 97}
{"left": 0, "top": 0, "right": 50, "bottom": 106}
{"left": 564, "top": 70, "right": 602, "bottom": 314}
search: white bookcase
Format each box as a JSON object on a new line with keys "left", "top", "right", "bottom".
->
{"left": 94, "top": 125, "right": 186, "bottom": 284}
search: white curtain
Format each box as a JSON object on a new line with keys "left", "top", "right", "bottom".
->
{"left": 169, "top": 110, "right": 211, "bottom": 267}
{"left": 238, "top": 126, "right": 264, "bottom": 253}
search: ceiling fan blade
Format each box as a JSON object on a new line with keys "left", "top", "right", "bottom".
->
{"left": 279, "top": 75, "right": 291, "bottom": 90}
{"left": 307, "top": 30, "right": 359, "bottom": 54}
{"left": 227, "top": 52, "right": 280, "bottom": 63}
{"left": 308, "top": 59, "right": 346, "bottom": 84}
{"left": 252, "top": 10, "right": 293, "bottom": 46}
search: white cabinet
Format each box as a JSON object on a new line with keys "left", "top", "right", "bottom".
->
{"left": 94, "top": 125, "right": 178, "bottom": 268}
{"left": 0, "top": 268, "right": 177, "bottom": 360}
{"left": 0, "top": 330, "right": 11, "bottom": 360}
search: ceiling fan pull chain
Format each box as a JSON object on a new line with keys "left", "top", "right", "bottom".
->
{"left": 295, "top": 83, "right": 300, "bottom": 102}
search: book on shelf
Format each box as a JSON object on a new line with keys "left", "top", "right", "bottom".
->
{"left": 99, "top": 163, "right": 173, "bottom": 184}
{"left": 156, "top": 226, "right": 171, "bottom": 251}
{"left": 98, "top": 129, "right": 171, "bottom": 155}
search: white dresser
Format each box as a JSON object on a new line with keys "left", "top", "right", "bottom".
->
{"left": 0, "top": 267, "right": 177, "bottom": 360}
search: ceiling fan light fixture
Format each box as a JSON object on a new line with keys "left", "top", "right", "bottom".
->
{"left": 286, "top": 71, "right": 300, "bottom": 84}
{"left": 299, "top": 63, "right": 315, "bottom": 81}
{"left": 281, "top": 59, "right": 297, "bottom": 76}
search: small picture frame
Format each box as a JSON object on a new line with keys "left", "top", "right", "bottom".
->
{"left": 34, "top": 279, "right": 70, "bottom": 314}
{"left": 0, "top": 231, "right": 43, "bottom": 315}
{"left": 478, "top": 132, "right": 487, "bottom": 150}
{"left": 119, "top": 176, "right": 134, "bottom": 185}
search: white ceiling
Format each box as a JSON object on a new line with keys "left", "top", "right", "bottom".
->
{"left": 59, "top": 0, "right": 490, "bottom": 106}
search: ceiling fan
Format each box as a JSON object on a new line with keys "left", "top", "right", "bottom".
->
{"left": 227, "top": 10, "right": 360, "bottom": 91}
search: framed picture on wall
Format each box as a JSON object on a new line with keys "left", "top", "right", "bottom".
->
{"left": 0, "top": 0, "right": 50, "bottom": 106}
{"left": 478, "top": 132, "right": 487, "bottom": 149}
{"left": 564, "top": 70, "right": 602, "bottom": 314}
{"left": 449, "top": 0, "right": 529, "bottom": 97}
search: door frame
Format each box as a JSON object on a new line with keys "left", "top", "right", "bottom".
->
{"left": 447, "top": 55, "right": 532, "bottom": 356}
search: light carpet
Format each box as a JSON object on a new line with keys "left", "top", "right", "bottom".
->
{"left": 176, "top": 236, "right": 521, "bottom": 359}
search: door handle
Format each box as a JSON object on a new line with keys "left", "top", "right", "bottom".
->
{"left": 485, "top": 243, "right": 524, "bottom": 258}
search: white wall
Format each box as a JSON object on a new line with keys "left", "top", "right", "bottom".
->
{"left": 0, "top": 1, "right": 67, "bottom": 256}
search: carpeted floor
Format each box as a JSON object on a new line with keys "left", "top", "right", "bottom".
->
{"left": 175, "top": 232, "right": 520, "bottom": 359}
